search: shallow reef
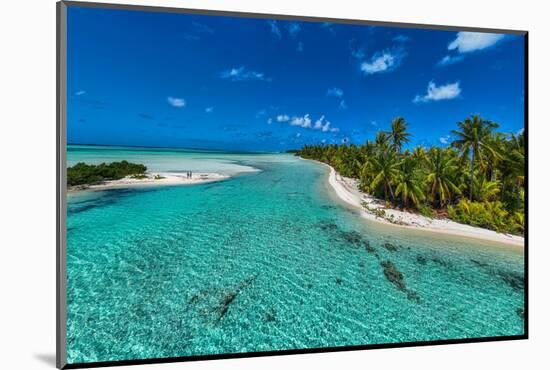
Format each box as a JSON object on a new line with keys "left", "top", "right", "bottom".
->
{"left": 380, "top": 260, "right": 421, "bottom": 303}
{"left": 382, "top": 242, "right": 400, "bottom": 252}
{"left": 498, "top": 271, "right": 524, "bottom": 291}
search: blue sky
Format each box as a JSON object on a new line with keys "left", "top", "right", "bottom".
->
{"left": 67, "top": 6, "right": 525, "bottom": 152}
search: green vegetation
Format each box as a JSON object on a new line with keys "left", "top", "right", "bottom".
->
{"left": 417, "top": 203, "right": 435, "bottom": 219}
{"left": 296, "top": 115, "right": 525, "bottom": 235}
{"left": 67, "top": 161, "right": 147, "bottom": 186}
{"left": 448, "top": 199, "right": 514, "bottom": 233}
{"left": 361, "top": 201, "right": 386, "bottom": 218}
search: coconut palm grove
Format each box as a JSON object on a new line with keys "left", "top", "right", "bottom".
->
{"left": 296, "top": 115, "right": 525, "bottom": 235}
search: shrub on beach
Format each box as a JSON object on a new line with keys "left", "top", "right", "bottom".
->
{"left": 67, "top": 161, "right": 147, "bottom": 186}
{"left": 417, "top": 203, "right": 435, "bottom": 219}
{"left": 447, "top": 199, "right": 523, "bottom": 235}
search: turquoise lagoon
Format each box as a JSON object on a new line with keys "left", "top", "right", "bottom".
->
{"left": 66, "top": 145, "right": 525, "bottom": 364}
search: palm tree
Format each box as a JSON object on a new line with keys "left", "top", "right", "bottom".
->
{"left": 374, "top": 131, "right": 390, "bottom": 149}
{"left": 507, "top": 132, "right": 525, "bottom": 209}
{"left": 395, "top": 155, "right": 426, "bottom": 208}
{"left": 386, "top": 117, "right": 411, "bottom": 153}
{"left": 366, "top": 148, "right": 400, "bottom": 201}
{"left": 411, "top": 146, "right": 427, "bottom": 163}
{"left": 472, "top": 174, "right": 500, "bottom": 202}
{"left": 425, "top": 147, "right": 461, "bottom": 207}
{"left": 485, "top": 132, "right": 507, "bottom": 181}
{"left": 512, "top": 211, "right": 525, "bottom": 233}
{"left": 451, "top": 115, "right": 500, "bottom": 200}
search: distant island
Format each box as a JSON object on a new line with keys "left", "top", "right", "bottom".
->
{"left": 67, "top": 161, "right": 148, "bottom": 186}
{"left": 67, "top": 160, "right": 228, "bottom": 191}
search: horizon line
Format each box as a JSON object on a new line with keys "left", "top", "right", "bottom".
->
{"left": 67, "top": 142, "right": 286, "bottom": 155}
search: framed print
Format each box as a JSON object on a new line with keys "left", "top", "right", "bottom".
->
{"left": 57, "top": 1, "right": 527, "bottom": 368}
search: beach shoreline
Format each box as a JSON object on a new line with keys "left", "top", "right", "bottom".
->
{"left": 309, "top": 159, "right": 524, "bottom": 248}
{"left": 68, "top": 171, "right": 229, "bottom": 193}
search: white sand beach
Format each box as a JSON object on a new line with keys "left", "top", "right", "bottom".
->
{"left": 69, "top": 172, "right": 229, "bottom": 192}
{"left": 321, "top": 162, "right": 524, "bottom": 247}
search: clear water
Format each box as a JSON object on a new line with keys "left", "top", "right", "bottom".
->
{"left": 66, "top": 145, "right": 525, "bottom": 364}
{"left": 67, "top": 144, "right": 261, "bottom": 175}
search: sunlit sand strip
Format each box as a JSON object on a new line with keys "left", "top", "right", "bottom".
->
{"left": 68, "top": 172, "right": 229, "bottom": 192}
{"left": 308, "top": 159, "right": 524, "bottom": 248}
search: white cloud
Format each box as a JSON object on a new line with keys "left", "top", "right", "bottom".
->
{"left": 167, "top": 96, "right": 186, "bottom": 108}
{"left": 361, "top": 49, "right": 404, "bottom": 74}
{"left": 370, "top": 121, "right": 378, "bottom": 127}
{"left": 351, "top": 48, "right": 365, "bottom": 60}
{"left": 290, "top": 114, "right": 312, "bottom": 128}
{"left": 313, "top": 116, "right": 325, "bottom": 130}
{"left": 413, "top": 81, "right": 461, "bottom": 103}
{"left": 75, "top": 90, "right": 86, "bottom": 96}
{"left": 267, "top": 118, "right": 273, "bottom": 124}
{"left": 440, "top": 135, "right": 450, "bottom": 144}
{"left": 314, "top": 115, "right": 339, "bottom": 132}
{"left": 267, "top": 20, "right": 281, "bottom": 39}
{"left": 321, "top": 22, "right": 335, "bottom": 35}
{"left": 276, "top": 114, "right": 290, "bottom": 122}
{"left": 327, "top": 87, "right": 347, "bottom": 109}
{"left": 205, "top": 107, "right": 213, "bottom": 113}
{"left": 183, "top": 22, "right": 214, "bottom": 42}
{"left": 192, "top": 22, "right": 214, "bottom": 34}
{"left": 276, "top": 113, "right": 340, "bottom": 133}
{"left": 393, "top": 35, "right": 409, "bottom": 42}
{"left": 448, "top": 32, "right": 505, "bottom": 53}
{"left": 327, "top": 87, "right": 344, "bottom": 97}
{"left": 220, "top": 66, "right": 269, "bottom": 81}
{"left": 296, "top": 133, "right": 301, "bottom": 138}
{"left": 297, "top": 42, "right": 304, "bottom": 52}
{"left": 184, "top": 34, "right": 200, "bottom": 42}
{"left": 287, "top": 23, "right": 301, "bottom": 38}
{"left": 268, "top": 21, "right": 301, "bottom": 40}
{"left": 349, "top": 39, "right": 367, "bottom": 60}
{"left": 437, "top": 55, "right": 465, "bottom": 67}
